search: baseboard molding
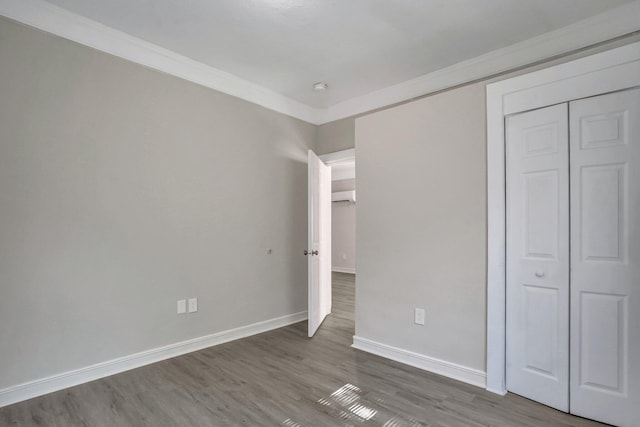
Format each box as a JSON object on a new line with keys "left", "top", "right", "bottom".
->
{"left": 352, "top": 336, "right": 487, "bottom": 389}
{"left": 486, "top": 385, "right": 508, "bottom": 396}
{"left": 332, "top": 267, "right": 356, "bottom": 274}
{"left": 0, "top": 311, "right": 307, "bottom": 408}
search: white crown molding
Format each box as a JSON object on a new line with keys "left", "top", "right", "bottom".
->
{"left": 1, "top": 0, "right": 639, "bottom": 126}
{"left": 352, "top": 336, "right": 487, "bottom": 389}
{"left": 318, "top": 0, "right": 640, "bottom": 124}
{"left": 0, "top": 0, "right": 321, "bottom": 123}
{"left": 0, "top": 311, "right": 307, "bottom": 408}
{"left": 319, "top": 148, "right": 356, "bottom": 166}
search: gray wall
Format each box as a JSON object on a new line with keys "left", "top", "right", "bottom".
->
{"left": 316, "top": 118, "right": 355, "bottom": 155}
{"left": 332, "top": 203, "right": 356, "bottom": 273}
{"left": 0, "top": 18, "right": 315, "bottom": 389}
{"left": 355, "top": 83, "right": 487, "bottom": 371}
{"left": 331, "top": 179, "right": 356, "bottom": 273}
{"left": 332, "top": 178, "right": 355, "bottom": 192}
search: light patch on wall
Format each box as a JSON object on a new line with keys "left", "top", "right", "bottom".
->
{"left": 276, "top": 141, "right": 308, "bottom": 163}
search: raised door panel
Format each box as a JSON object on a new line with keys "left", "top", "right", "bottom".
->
{"left": 524, "top": 171, "right": 559, "bottom": 260}
{"left": 579, "top": 293, "right": 627, "bottom": 394}
{"left": 523, "top": 285, "right": 560, "bottom": 379}
{"left": 506, "top": 103, "right": 569, "bottom": 412}
{"left": 580, "top": 163, "right": 626, "bottom": 263}
{"left": 570, "top": 88, "right": 640, "bottom": 427}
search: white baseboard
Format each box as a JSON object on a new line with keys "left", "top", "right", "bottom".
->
{"left": 0, "top": 311, "right": 307, "bottom": 408}
{"left": 332, "top": 267, "right": 356, "bottom": 274}
{"left": 486, "top": 385, "right": 508, "bottom": 396}
{"left": 352, "top": 336, "right": 487, "bottom": 389}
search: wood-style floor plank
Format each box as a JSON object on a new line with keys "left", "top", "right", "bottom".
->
{"left": 0, "top": 273, "right": 605, "bottom": 426}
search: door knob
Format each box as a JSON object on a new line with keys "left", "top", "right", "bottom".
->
{"left": 535, "top": 271, "right": 545, "bottom": 278}
{"left": 304, "top": 250, "right": 309, "bottom": 255}
{"left": 303, "top": 250, "right": 319, "bottom": 256}
{"left": 312, "top": 250, "right": 319, "bottom": 255}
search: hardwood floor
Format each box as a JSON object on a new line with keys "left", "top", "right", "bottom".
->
{"left": 1, "top": 273, "right": 605, "bottom": 426}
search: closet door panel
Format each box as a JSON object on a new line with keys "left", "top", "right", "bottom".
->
{"left": 506, "top": 103, "right": 570, "bottom": 411}
{"left": 570, "top": 88, "right": 640, "bottom": 427}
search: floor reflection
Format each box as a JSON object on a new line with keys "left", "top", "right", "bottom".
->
{"left": 282, "top": 382, "right": 427, "bottom": 426}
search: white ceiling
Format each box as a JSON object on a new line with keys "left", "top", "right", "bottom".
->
{"left": 2, "top": 0, "right": 639, "bottom": 123}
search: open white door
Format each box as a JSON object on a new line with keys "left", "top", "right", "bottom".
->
{"left": 307, "top": 150, "right": 332, "bottom": 337}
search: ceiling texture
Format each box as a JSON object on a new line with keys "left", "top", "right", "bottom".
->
{"left": 2, "top": 0, "right": 640, "bottom": 123}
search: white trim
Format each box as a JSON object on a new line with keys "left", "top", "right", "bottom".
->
{"left": 319, "top": 148, "right": 356, "bottom": 166}
{"left": 486, "top": 41, "right": 640, "bottom": 395}
{"left": 332, "top": 267, "right": 355, "bottom": 274}
{"left": 0, "top": 0, "right": 319, "bottom": 124}
{"left": 0, "top": 311, "right": 306, "bottom": 408}
{"left": 352, "top": 336, "right": 486, "bottom": 389}
{"left": 321, "top": 149, "right": 356, "bottom": 181}
{"left": 2, "top": 0, "right": 640, "bottom": 125}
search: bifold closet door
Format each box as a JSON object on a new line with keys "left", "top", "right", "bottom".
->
{"left": 506, "top": 103, "right": 570, "bottom": 411}
{"left": 569, "top": 88, "right": 640, "bottom": 427}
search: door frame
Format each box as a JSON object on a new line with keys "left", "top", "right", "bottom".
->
{"left": 486, "top": 41, "right": 640, "bottom": 395}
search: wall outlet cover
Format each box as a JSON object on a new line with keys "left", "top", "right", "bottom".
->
{"left": 414, "top": 308, "right": 425, "bottom": 325}
{"left": 188, "top": 298, "right": 198, "bottom": 313}
{"left": 177, "top": 299, "right": 186, "bottom": 314}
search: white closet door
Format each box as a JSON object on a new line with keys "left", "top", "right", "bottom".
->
{"left": 506, "top": 104, "right": 570, "bottom": 411}
{"left": 569, "top": 88, "right": 640, "bottom": 427}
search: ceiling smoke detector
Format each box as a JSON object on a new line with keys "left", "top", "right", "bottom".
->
{"left": 313, "top": 82, "right": 328, "bottom": 92}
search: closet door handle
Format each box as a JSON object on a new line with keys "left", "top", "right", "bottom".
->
{"left": 535, "top": 271, "right": 545, "bottom": 278}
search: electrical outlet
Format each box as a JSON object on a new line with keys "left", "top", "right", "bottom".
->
{"left": 188, "top": 298, "right": 198, "bottom": 313}
{"left": 414, "top": 308, "right": 425, "bottom": 325}
{"left": 177, "top": 299, "right": 186, "bottom": 314}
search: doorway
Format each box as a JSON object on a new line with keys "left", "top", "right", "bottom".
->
{"left": 307, "top": 149, "right": 356, "bottom": 338}
{"left": 322, "top": 149, "right": 356, "bottom": 277}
